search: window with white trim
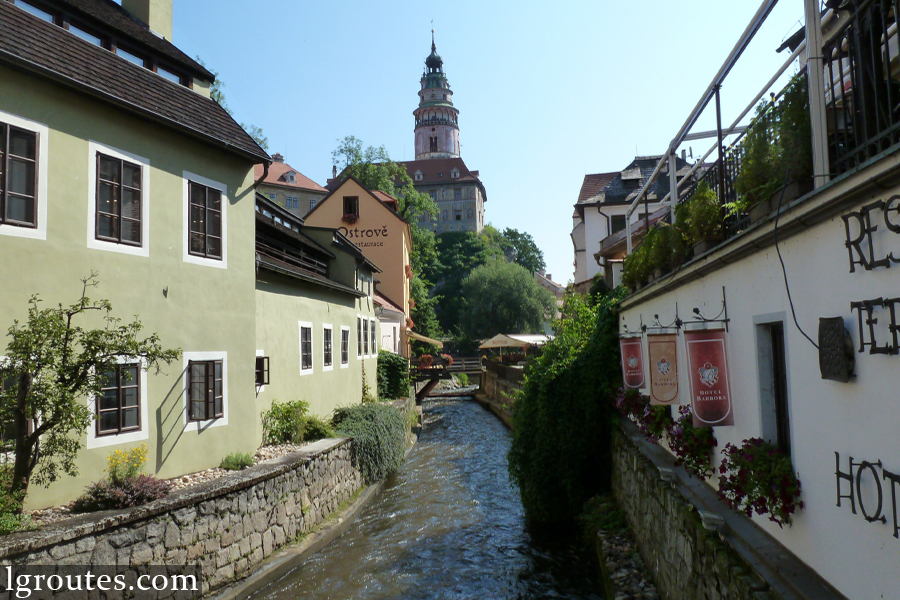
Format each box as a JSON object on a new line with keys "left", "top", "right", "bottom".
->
{"left": 188, "top": 181, "right": 222, "bottom": 259}
{"left": 300, "top": 324, "right": 313, "bottom": 372}
{"left": 370, "top": 320, "right": 376, "bottom": 354}
{"left": 341, "top": 327, "right": 350, "bottom": 366}
{"left": 1, "top": 122, "right": 38, "bottom": 228}
{"left": 96, "top": 153, "right": 142, "bottom": 246}
{"left": 187, "top": 360, "right": 223, "bottom": 421}
{"left": 323, "top": 324, "right": 333, "bottom": 370}
{"left": 357, "top": 317, "right": 363, "bottom": 357}
{"left": 362, "top": 317, "right": 369, "bottom": 356}
{"left": 96, "top": 363, "right": 141, "bottom": 436}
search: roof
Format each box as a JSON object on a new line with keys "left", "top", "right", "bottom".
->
{"left": 0, "top": 2, "right": 269, "bottom": 164}
{"left": 255, "top": 193, "right": 334, "bottom": 256}
{"left": 254, "top": 162, "right": 327, "bottom": 193}
{"left": 398, "top": 157, "right": 487, "bottom": 202}
{"left": 595, "top": 156, "right": 691, "bottom": 206}
{"left": 371, "top": 190, "right": 399, "bottom": 212}
{"left": 374, "top": 291, "right": 405, "bottom": 315}
{"left": 479, "top": 333, "right": 553, "bottom": 349}
{"left": 577, "top": 172, "right": 618, "bottom": 205}
{"left": 306, "top": 176, "right": 412, "bottom": 230}
{"left": 53, "top": 0, "right": 213, "bottom": 80}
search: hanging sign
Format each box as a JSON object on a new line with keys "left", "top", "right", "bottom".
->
{"left": 684, "top": 329, "right": 734, "bottom": 427}
{"left": 620, "top": 337, "right": 645, "bottom": 389}
{"left": 648, "top": 334, "right": 679, "bottom": 405}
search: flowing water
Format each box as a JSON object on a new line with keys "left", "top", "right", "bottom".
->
{"left": 251, "top": 397, "right": 604, "bottom": 600}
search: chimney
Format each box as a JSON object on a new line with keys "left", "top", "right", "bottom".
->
{"left": 546, "top": 274, "right": 552, "bottom": 281}
{"left": 272, "top": 153, "right": 284, "bottom": 163}
{"left": 122, "top": 0, "right": 173, "bottom": 41}
{"left": 332, "top": 165, "right": 338, "bottom": 179}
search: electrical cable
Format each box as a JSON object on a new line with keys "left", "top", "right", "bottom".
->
{"left": 773, "top": 168, "right": 819, "bottom": 350}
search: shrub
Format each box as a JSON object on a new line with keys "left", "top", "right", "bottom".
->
{"left": 107, "top": 444, "right": 148, "bottom": 484}
{"left": 377, "top": 350, "right": 410, "bottom": 400}
{"left": 718, "top": 438, "right": 802, "bottom": 527}
{"left": 303, "top": 415, "right": 335, "bottom": 441}
{"left": 687, "top": 181, "right": 723, "bottom": 245}
{"left": 72, "top": 475, "right": 170, "bottom": 512}
{"left": 261, "top": 400, "right": 310, "bottom": 445}
{"left": 333, "top": 404, "right": 406, "bottom": 484}
{"left": 220, "top": 452, "right": 253, "bottom": 470}
{"left": 0, "top": 467, "right": 31, "bottom": 535}
{"left": 666, "top": 406, "right": 717, "bottom": 479}
{"left": 508, "top": 290, "right": 625, "bottom": 524}
{"left": 455, "top": 373, "right": 469, "bottom": 387}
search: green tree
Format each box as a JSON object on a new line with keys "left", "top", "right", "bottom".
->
{"left": 0, "top": 276, "right": 180, "bottom": 506}
{"left": 508, "top": 289, "right": 625, "bottom": 523}
{"left": 502, "top": 228, "right": 546, "bottom": 274}
{"left": 196, "top": 56, "right": 269, "bottom": 152}
{"left": 458, "top": 260, "right": 556, "bottom": 341}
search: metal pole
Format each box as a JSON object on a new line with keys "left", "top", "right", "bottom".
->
{"left": 669, "top": 151, "right": 678, "bottom": 221}
{"left": 804, "top": 0, "right": 831, "bottom": 187}
{"left": 715, "top": 85, "right": 726, "bottom": 205}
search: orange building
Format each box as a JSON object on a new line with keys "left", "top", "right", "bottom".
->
{"left": 302, "top": 177, "right": 413, "bottom": 356}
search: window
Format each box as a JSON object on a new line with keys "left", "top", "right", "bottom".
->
{"left": 442, "top": 210, "right": 448, "bottom": 221}
{"left": 323, "top": 325, "right": 333, "bottom": 369}
{"left": 188, "top": 181, "right": 222, "bottom": 259}
{"left": 357, "top": 317, "right": 363, "bottom": 357}
{"left": 343, "top": 196, "right": 359, "bottom": 219}
{"left": 300, "top": 325, "right": 312, "bottom": 372}
{"left": 117, "top": 48, "right": 144, "bottom": 67}
{"left": 414, "top": 171, "right": 423, "bottom": 181}
{"left": 255, "top": 356, "right": 270, "bottom": 386}
{"left": 69, "top": 24, "right": 102, "bottom": 46}
{"left": 268, "top": 193, "right": 276, "bottom": 201}
{"left": 1, "top": 123, "right": 38, "bottom": 228}
{"left": 12, "top": 0, "right": 53, "bottom": 22}
{"left": 455, "top": 210, "right": 462, "bottom": 221}
{"left": 429, "top": 190, "right": 437, "bottom": 201}
{"left": 310, "top": 199, "right": 317, "bottom": 210}
{"left": 454, "top": 188, "right": 461, "bottom": 200}
{"left": 157, "top": 66, "right": 181, "bottom": 84}
{"left": 756, "top": 320, "right": 791, "bottom": 456}
{"left": 96, "top": 364, "right": 141, "bottom": 436}
{"left": 341, "top": 328, "right": 350, "bottom": 366}
{"left": 187, "top": 360, "right": 223, "bottom": 421}
{"left": 370, "top": 320, "right": 376, "bottom": 354}
{"left": 611, "top": 215, "right": 627, "bottom": 235}
{"left": 96, "top": 153, "right": 142, "bottom": 245}
{"left": 363, "top": 318, "right": 369, "bottom": 356}
{"left": 429, "top": 137, "right": 438, "bottom": 152}
{"left": 451, "top": 169, "right": 459, "bottom": 179}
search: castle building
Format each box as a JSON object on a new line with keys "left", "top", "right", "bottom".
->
{"left": 399, "top": 35, "right": 486, "bottom": 234}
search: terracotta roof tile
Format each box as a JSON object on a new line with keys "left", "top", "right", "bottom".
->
{"left": 374, "top": 292, "right": 405, "bottom": 315}
{"left": 577, "top": 172, "right": 618, "bottom": 205}
{"left": 0, "top": 1, "right": 268, "bottom": 163}
{"left": 254, "top": 162, "right": 327, "bottom": 192}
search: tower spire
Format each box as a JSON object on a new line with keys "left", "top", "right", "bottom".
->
{"left": 414, "top": 35, "right": 459, "bottom": 160}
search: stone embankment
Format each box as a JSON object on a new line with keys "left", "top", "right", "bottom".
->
{"left": 0, "top": 438, "right": 363, "bottom": 596}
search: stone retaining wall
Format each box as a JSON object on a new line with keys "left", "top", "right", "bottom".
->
{"left": 612, "top": 430, "right": 778, "bottom": 600}
{"left": 481, "top": 360, "right": 523, "bottom": 407}
{"left": 0, "top": 438, "right": 364, "bottom": 596}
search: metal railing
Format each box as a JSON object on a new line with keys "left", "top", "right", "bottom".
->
{"left": 823, "top": 0, "right": 900, "bottom": 174}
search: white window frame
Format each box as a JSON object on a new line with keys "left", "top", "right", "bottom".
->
{"left": 86, "top": 141, "right": 150, "bottom": 257}
{"left": 182, "top": 171, "right": 228, "bottom": 269}
{"left": 0, "top": 109, "right": 49, "bottom": 241}
{"left": 357, "top": 315, "right": 363, "bottom": 359}
{"left": 255, "top": 348, "right": 267, "bottom": 394}
{"left": 340, "top": 326, "right": 351, "bottom": 368}
{"left": 181, "top": 351, "right": 228, "bottom": 430}
{"left": 86, "top": 357, "right": 149, "bottom": 449}
{"left": 299, "top": 321, "right": 314, "bottom": 375}
{"left": 361, "top": 316, "right": 369, "bottom": 358}
{"left": 322, "top": 323, "right": 334, "bottom": 372}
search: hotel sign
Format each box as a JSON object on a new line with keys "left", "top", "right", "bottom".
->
{"left": 619, "top": 338, "right": 645, "bottom": 389}
{"left": 684, "top": 329, "right": 734, "bottom": 427}
{"left": 647, "top": 334, "right": 678, "bottom": 405}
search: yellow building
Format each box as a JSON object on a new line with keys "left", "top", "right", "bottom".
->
{"left": 302, "top": 177, "right": 413, "bottom": 356}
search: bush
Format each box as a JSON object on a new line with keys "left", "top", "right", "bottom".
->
{"left": 220, "top": 452, "right": 253, "bottom": 470}
{"left": 71, "top": 475, "right": 170, "bottom": 512}
{"left": 333, "top": 404, "right": 406, "bottom": 484}
{"left": 455, "top": 373, "right": 469, "bottom": 387}
{"left": 303, "top": 415, "right": 335, "bottom": 441}
{"left": 377, "top": 350, "right": 409, "bottom": 400}
{"left": 508, "top": 290, "right": 625, "bottom": 524}
{"left": 107, "top": 444, "right": 148, "bottom": 484}
{"left": 686, "top": 181, "right": 722, "bottom": 245}
{"left": 0, "top": 466, "right": 32, "bottom": 535}
{"left": 261, "top": 400, "right": 310, "bottom": 444}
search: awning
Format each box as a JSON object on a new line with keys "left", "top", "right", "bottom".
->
{"left": 479, "top": 333, "right": 553, "bottom": 350}
{"left": 407, "top": 330, "right": 444, "bottom": 349}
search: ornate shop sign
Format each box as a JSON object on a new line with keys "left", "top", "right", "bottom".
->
{"left": 619, "top": 338, "right": 645, "bottom": 390}
{"left": 647, "top": 334, "right": 678, "bottom": 405}
{"left": 835, "top": 452, "right": 900, "bottom": 539}
{"left": 684, "top": 329, "right": 733, "bottom": 427}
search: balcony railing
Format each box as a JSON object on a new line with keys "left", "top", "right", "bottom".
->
{"left": 823, "top": 0, "right": 900, "bottom": 174}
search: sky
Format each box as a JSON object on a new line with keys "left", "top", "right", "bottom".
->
{"left": 170, "top": 0, "right": 808, "bottom": 285}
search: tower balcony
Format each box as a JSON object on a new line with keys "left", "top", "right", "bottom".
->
{"left": 414, "top": 117, "right": 459, "bottom": 129}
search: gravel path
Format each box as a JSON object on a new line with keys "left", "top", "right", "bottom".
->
{"left": 599, "top": 527, "right": 660, "bottom": 600}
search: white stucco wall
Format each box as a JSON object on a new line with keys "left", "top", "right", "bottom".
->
{"left": 618, "top": 190, "right": 900, "bottom": 600}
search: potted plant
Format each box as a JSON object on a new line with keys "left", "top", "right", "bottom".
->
{"left": 718, "top": 437, "right": 803, "bottom": 527}
{"left": 666, "top": 406, "right": 717, "bottom": 479}
{"left": 686, "top": 181, "right": 722, "bottom": 255}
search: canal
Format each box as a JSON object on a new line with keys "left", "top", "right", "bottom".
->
{"left": 252, "top": 397, "right": 604, "bottom": 600}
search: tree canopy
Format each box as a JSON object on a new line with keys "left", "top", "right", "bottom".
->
{"left": 458, "top": 260, "right": 556, "bottom": 341}
{"left": 503, "top": 228, "right": 546, "bottom": 274}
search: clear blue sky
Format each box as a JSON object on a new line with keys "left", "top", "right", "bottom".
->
{"left": 169, "top": 0, "right": 806, "bottom": 284}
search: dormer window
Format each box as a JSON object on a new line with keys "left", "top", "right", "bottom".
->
{"left": 451, "top": 169, "right": 459, "bottom": 179}
{"left": 285, "top": 171, "right": 296, "bottom": 183}
{"left": 414, "top": 171, "right": 423, "bottom": 181}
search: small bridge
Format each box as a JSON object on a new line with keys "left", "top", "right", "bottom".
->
{"left": 410, "top": 356, "right": 483, "bottom": 403}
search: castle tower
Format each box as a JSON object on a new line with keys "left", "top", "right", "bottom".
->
{"left": 414, "top": 33, "right": 460, "bottom": 160}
